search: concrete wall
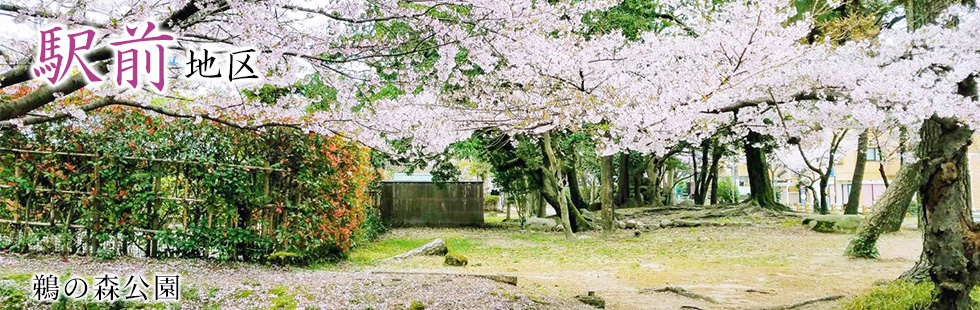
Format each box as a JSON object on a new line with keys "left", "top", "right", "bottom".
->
{"left": 379, "top": 181, "right": 484, "bottom": 227}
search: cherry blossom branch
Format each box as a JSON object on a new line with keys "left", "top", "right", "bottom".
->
{"left": 0, "top": 97, "right": 305, "bottom": 131}
{"left": 705, "top": 89, "right": 846, "bottom": 114}
{"left": 280, "top": 2, "right": 454, "bottom": 24}
{"left": 0, "top": 4, "right": 105, "bottom": 28}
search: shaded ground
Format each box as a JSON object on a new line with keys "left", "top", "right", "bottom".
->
{"left": 1, "top": 206, "right": 922, "bottom": 310}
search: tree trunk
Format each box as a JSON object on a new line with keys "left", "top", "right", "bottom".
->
{"left": 536, "top": 192, "right": 547, "bottom": 218}
{"left": 806, "top": 185, "right": 818, "bottom": 212}
{"left": 694, "top": 141, "right": 712, "bottom": 205}
{"left": 880, "top": 162, "right": 890, "bottom": 187}
{"left": 846, "top": 129, "right": 869, "bottom": 214}
{"left": 601, "top": 155, "right": 615, "bottom": 237}
{"left": 818, "top": 175, "right": 830, "bottom": 214}
{"left": 617, "top": 153, "right": 631, "bottom": 207}
{"left": 632, "top": 166, "right": 644, "bottom": 206}
{"left": 665, "top": 168, "right": 676, "bottom": 205}
{"left": 542, "top": 131, "right": 576, "bottom": 240}
{"left": 845, "top": 161, "right": 921, "bottom": 258}
{"left": 744, "top": 132, "right": 787, "bottom": 210}
{"left": 916, "top": 115, "right": 978, "bottom": 310}
{"left": 709, "top": 145, "right": 722, "bottom": 205}
{"left": 647, "top": 158, "right": 664, "bottom": 207}
{"left": 565, "top": 166, "right": 595, "bottom": 211}
{"left": 883, "top": 198, "right": 912, "bottom": 232}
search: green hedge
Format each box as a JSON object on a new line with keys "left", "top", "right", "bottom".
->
{"left": 0, "top": 107, "right": 380, "bottom": 263}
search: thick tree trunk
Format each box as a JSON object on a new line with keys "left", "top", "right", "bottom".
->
{"left": 601, "top": 155, "right": 615, "bottom": 237}
{"left": 915, "top": 116, "right": 978, "bottom": 310}
{"left": 744, "top": 132, "right": 786, "bottom": 210}
{"left": 846, "top": 130, "right": 869, "bottom": 214}
{"left": 617, "top": 153, "right": 631, "bottom": 207}
{"left": 845, "top": 161, "right": 921, "bottom": 258}
{"left": 565, "top": 166, "right": 595, "bottom": 211}
{"left": 542, "top": 131, "right": 576, "bottom": 240}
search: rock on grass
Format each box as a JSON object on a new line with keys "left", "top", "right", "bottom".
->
{"left": 444, "top": 252, "right": 468, "bottom": 266}
{"left": 393, "top": 239, "right": 448, "bottom": 259}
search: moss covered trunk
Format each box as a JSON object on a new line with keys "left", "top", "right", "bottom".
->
{"left": 917, "top": 116, "right": 978, "bottom": 310}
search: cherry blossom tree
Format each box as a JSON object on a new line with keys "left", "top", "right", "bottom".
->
{"left": 4, "top": 0, "right": 980, "bottom": 304}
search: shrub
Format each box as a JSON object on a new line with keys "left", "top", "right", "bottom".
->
{"left": 484, "top": 194, "right": 500, "bottom": 211}
{"left": 0, "top": 107, "right": 376, "bottom": 263}
{"left": 717, "top": 177, "right": 739, "bottom": 205}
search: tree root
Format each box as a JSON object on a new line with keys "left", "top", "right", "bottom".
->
{"left": 664, "top": 220, "right": 753, "bottom": 228}
{"left": 370, "top": 271, "right": 518, "bottom": 286}
{"left": 898, "top": 254, "right": 931, "bottom": 283}
{"left": 640, "top": 286, "right": 718, "bottom": 304}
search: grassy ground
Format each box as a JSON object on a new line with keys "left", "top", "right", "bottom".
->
{"left": 321, "top": 210, "right": 923, "bottom": 310}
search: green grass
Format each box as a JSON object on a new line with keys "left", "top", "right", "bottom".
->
{"left": 837, "top": 281, "right": 980, "bottom": 310}
{"left": 233, "top": 289, "right": 254, "bottom": 299}
{"left": 342, "top": 233, "right": 489, "bottom": 266}
{"left": 266, "top": 285, "right": 298, "bottom": 310}
{"left": 328, "top": 224, "right": 794, "bottom": 274}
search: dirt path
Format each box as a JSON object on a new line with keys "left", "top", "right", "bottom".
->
{"left": 354, "top": 217, "right": 922, "bottom": 310}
